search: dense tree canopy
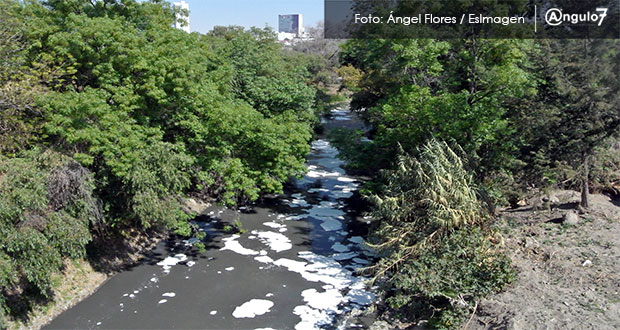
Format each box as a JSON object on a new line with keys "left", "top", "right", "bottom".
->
{"left": 338, "top": 38, "right": 536, "bottom": 178}
{"left": 0, "top": 0, "right": 321, "bottom": 324}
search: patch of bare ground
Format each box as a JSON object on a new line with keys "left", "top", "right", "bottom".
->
{"left": 468, "top": 190, "right": 620, "bottom": 330}
{"left": 10, "top": 259, "right": 107, "bottom": 330}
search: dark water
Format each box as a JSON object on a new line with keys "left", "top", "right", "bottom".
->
{"left": 45, "top": 109, "right": 376, "bottom": 330}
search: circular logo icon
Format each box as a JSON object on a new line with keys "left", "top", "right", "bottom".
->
{"left": 545, "top": 8, "right": 563, "bottom": 26}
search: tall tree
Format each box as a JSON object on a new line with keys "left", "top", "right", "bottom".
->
{"left": 540, "top": 39, "right": 620, "bottom": 207}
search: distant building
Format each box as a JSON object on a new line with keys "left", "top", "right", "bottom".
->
{"left": 278, "top": 14, "right": 303, "bottom": 36}
{"left": 174, "top": 1, "right": 190, "bottom": 33}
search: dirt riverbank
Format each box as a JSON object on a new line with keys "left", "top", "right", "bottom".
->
{"left": 9, "top": 229, "right": 165, "bottom": 330}
{"left": 468, "top": 190, "right": 620, "bottom": 329}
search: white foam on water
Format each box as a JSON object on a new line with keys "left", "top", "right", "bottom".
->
{"left": 256, "top": 231, "right": 292, "bottom": 252}
{"left": 232, "top": 299, "right": 274, "bottom": 318}
{"left": 220, "top": 235, "right": 259, "bottom": 255}
{"left": 301, "top": 288, "right": 343, "bottom": 310}
{"left": 348, "top": 236, "right": 364, "bottom": 244}
{"left": 272, "top": 250, "right": 376, "bottom": 329}
{"left": 183, "top": 237, "right": 200, "bottom": 246}
{"left": 158, "top": 299, "right": 167, "bottom": 304}
{"left": 332, "top": 252, "right": 357, "bottom": 261}
{"left": 162, "top": 292, "right": 176, "bottom": 297}
{"left": 254, "top": 255, "right": 274, "bottom": 264}
{"left": 320, "top": 218, "right": 343, "bottom": 231}
{"left": 274, "top": 252, "right": 355, "bottom": 289}
{"left": 346, "top": 287, "right": 376, "bottom": 306}
{"left": 284, "top": 214, "right": 306, "bottom": 221}
{"left": 293, "top": 305, "right": 332, "bottom": 330}
{"left": 157, "top": 254, "right": 188, "bottom": 273}
{"left": 331, "top": 242, "right": 350, "bottom": 253}
{"left": 225, "top": 267, "right": 234, "bottom": 271}
{"left": 186, "top": 261, "right": 195, "bottom": 267}
{"left": 289, "top": 198, "right": 310, "bottom": 207}
{"left": 307, "top": 168, "right": 341, "bottom": 178}
{"left": 263, "top": 222, "right": 285, "bottom": 229}
{"left": 307, "top": 204, "right": 344, "bottom": 218}
{"left": 150, "top": 277, "right": 158, "bottom": 283}
{"left": 265, "top": 293, "right": 274, "bottom": 297}
{"left": 345, "top": 281, "right": 376, "bottom": 306}
{"left": 318, "top": 200, "right": 338, "bottom": 208}
{"left": 332, "top": 191, "right": 354, "bottom": 199}
{"left": 337, "top": 176, "right": 356, "bottom": 183}
{"left": 308, "top": 188, "right": 330, "bottom": 193}
{"left": 273, "top": 258, "right": 307, "bottom": 273}
{"left": 210, "top": 310, "right": 217, "bottom": 315}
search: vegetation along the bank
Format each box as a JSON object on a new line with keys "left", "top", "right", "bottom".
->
{"left": 332, "top": 26, "right": 619, "bottom": 330}
{"left": 0, "top": 0, "right": 337, "bottom": 326}
{"left": 1, "top": 0, "right": 619, "bottom": 329}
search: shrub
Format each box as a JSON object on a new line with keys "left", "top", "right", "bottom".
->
{"left": 368, "top": 139, "right": 514, "bottom": 328}
{"left": 0, "top": 150, "right": 97, "bottom": 323}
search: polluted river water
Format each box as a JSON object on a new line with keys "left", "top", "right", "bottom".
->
{"left": 45, "top": 109, "right": 377, "bottom": 330}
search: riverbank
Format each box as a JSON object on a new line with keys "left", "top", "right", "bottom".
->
{"left": 9, "top": 260, "right": 106, "bottom": 330}
{"left": 7, "top": 229, "right": 166, "bottom": 330}
{"left": 364, "top": 189, "right": 620, "bottom": 329}
{"left": 469, "top": 190, "right": 620, "bottom": 329}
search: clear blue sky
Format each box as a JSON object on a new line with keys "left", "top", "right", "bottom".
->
{"left": 167, "top": 0, "right": 324, "bottom": 34}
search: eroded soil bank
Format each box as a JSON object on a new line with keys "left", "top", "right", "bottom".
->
{"left": 467, "top": 190, "right": 620, "bottom": 330}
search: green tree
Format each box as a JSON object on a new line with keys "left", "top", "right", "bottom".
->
{"left": 542, "top": 39, "right": 620, "bottom": 207}
{"left": 338, "top": 38, "right": 536, "bottom": 176}
{"left": 509, "top": 39, "right": 620, "bottom": 207}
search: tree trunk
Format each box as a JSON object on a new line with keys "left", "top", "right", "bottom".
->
{"left": 580, "top": 152, "right": 589, "bottom": 208}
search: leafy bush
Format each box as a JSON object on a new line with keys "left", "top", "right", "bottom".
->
{"left": 368, "top": 140, "right": 513, "bottom": 328}
{"left": 0, "top": 150, "right": 97, "bottom": 323}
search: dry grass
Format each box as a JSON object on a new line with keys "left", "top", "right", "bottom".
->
{"left": 9, "top": 259, "right": 107, "bottom": 330}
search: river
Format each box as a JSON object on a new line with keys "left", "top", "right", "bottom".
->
{"left": 45, "top": 109, "right": 376, "bottom": 330}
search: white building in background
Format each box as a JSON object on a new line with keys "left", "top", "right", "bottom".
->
{"left": 278, "top": 14, "right": 309, "bottom": 45}
{"left": 174, "top": 1, "right": 190, "bottom": 33}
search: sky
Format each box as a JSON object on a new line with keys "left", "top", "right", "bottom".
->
{"left": 167, "top": 0, "right": 324, "bottom": 34}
